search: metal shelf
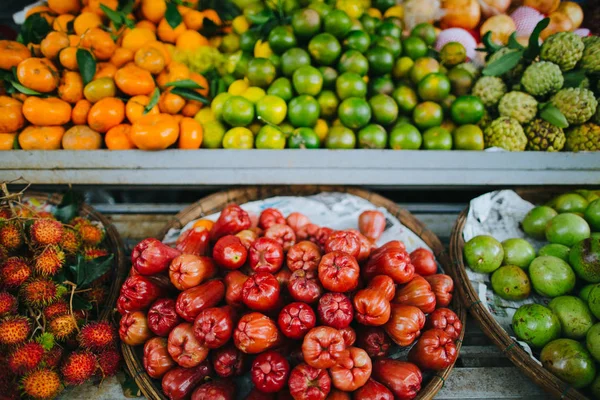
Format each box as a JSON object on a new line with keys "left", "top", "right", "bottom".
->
{"left": 1, "top": 150, "right": 599, "bottom": 185}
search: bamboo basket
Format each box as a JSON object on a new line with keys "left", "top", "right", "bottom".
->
{"left": 122, "top": 185, "right": 466, "bottom": 400}
{"left": 448, "top": 189, "right": 591, "bottom": 400}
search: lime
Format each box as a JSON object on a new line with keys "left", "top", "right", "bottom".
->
{"left": 267, "top": 77, "right": 293, "bottom": 101}
{"left": 394, "top": 115, "right": 412, "bottom": 127}
{"left": 413, "top": 101, "right": 443, "bottom": 130}
{"left": 308, "top": 33, "right": 342, "bottom": 65}
{"left": 453, "top": 124, "right": 484, "bottom": 150}
{"left": 409, "top": 57, "right": 440, "bottom": 84}
{"left": 268, "top": 26, "right": 298, "bottom": 55}
{"left": 369, "top": 94, "right": 398, "bottom": 125}
{"left": 338, "top": 97, "right": 372, "bottom": 129}
{"left": 440, "top": 42, "right": 467, "bottom": 67}
{"left": 336, "top": 0, "right": 365, "bottom": 19}
{"left": 279, "top": 121, "right": 294, "bottom": 135}
{"left": 338, "top": 50, "right": 369, "bottom": 76}
{"left": 373, "top": 0, "right": 395, "bottom": 11}
{"left": 368, "top": 76, "right": 394, "bottom": 96}
{"left": 372, "top": 35, "right": 402, "bottom": 58}
{"left": 384, "top": 16, "right": 403, "bottom": 28}
{"left": 269, "top": 53, "right": 281, "bottom": 71}
{"left": 288, "top": 127, "right": 321, "bottom": 148}
{"left": 201, "top": 120, "right": 226, "bottom": 148}
{"left": 358, "top": 124, "right": 387, "bottom": 148}
{"left": 221, "top": 74, "right": 236, "bottom": 88}
{"left": 247, "top": 58, "right": 277, "bottom": 88}
{"left": 440, "top": 119, "right": 456, "bottom": 132}
{"left": 336, "top": 72, "right": 367, "bottom": 99}
{"left": 440, "top": 94, "right": 456, "bottom": 114}
{"left": 359, "top": 14, "right": 380, "bottom": 35}
{"left": 447, "top": 67, "right": 474, "bottom": 96}
{"left": 220, "top": 33, "right": 240, "bottom": 53}
{"left": 423, "top": 127, "right": 452, "bottom": 150}
{"left": 324, "top": 10, "right": 353, "bottom": 39}
{"left": 392, "top": 85, "right": 418, "bottom": 114}
{"left": 248, "top": 121, "right": 263, "bottom": 135}
{"left": 233, "top": 52, "right": 251, "bottom": 79}
{"left": 241, "top": 86, "right": 266, "bottom": 103}
{"left": 343, "top": 30, "right": 371, "bottom": 53}
{"left": 450, "top": 95, "right": 485, "bottom": 125}
{"left": 307, "top": 1, "right": 332, "bottom": 18}
{"left": 389, "top": 123, "right": 422, "bottom": 149}
{"left": 291, "top": 8, "right": 321, "bottom": 39}
{"left": 418, "top": 72, "right": 451, "bottom": 102}
{"left": 317, "top": 90, "right": 339, "bottom": 119}
{"left": 228, "top": 79, "right": 250, "bottom": 96}
{"left": 376, "top": 21, "right": 402, "bottom": 39}
{"left": 255, "top": 125, "right": 286, "bottom": 149}
{"left": 243, "top": 1, "right": 265, "bottom": 19}
{"left": 402, "top": 36, "right": 428, "bottom": 60}
{"left": 288, "top": 95, "right": 320, "bottom": 127}
{"left": 410, "top": 23, "right": 437, "bottom": 46}
{"left": 223, "top": 127, "right": 254, "bottom": 149}
{"left": 211, "top": 92, "right": 232, "bottom": 121}
{"left": 223, "top": 96, "right": 255, "bottom": 127}
{"left": 239, "top": 31, "right": 260, "bottom": 53}
{"left": 194, "top": 107, "right": 215, "bottom": 125}
{"left": 293, "top": 65, "right": 323, "bottom": 96}
{"left": 365, "top": 47, "right": 394, "bottom": 76}
{"left": 319, "top": 66, "right": 338, "bottom": 89}
{"left": 232, "top": 15, "right": 250, "bottom": 35}
{"left": 256, "top": 95, "right": 287, "bottom": 125}
{"left": 326, "top": 126, "right": 356, "bottom": 149}
{"left": 281, "top": 48, "right": 311, "bottom": 77}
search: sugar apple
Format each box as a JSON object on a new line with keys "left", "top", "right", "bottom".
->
{"left": 454, "top": 62, "right": 480, "bottom": 79}
{"left": 551, "top": 88, "right": 598, "bottom": 125}
{"left": 484, "top": 117, "right": 527, "bottom": 151}
{"left": 540, "top": 32, "right": 584, "bottom": 71}
{"left": 498, "top": 91, "right": 538, "bottom": 124}
{"left": 477, "top": 109, "right": 496, "bottom": 131}
{"left": 472, "top": 77, "right": 507, "bottom": 108}
{"left": 580, "top": 36, "right": 600, "bottom": 75}
{"left": 521, "top": 61, "right": 564, "bottom": 97}
{"left": 524, "top": 119, "right": 566, "bottom": 151}
{"left": 565, "top": 123, "right": 600, "bottom": 151}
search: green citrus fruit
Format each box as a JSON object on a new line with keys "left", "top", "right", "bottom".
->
{"left": 239, "top": 30, "right": 260, "bottom": 53}
{"left": 287, "top": 127, "right": 321, "bottom": 148}
{"left": 338, "top": 50, "right": 369, "bottom": 76}
{"left": 389, "top": 123, "right": 422, "bottom": 149}
{"left": 201, "top": 120, "right": 226, "bottom": 148}
{"left": 447, "top": 67, "right": 474, "bottom": 96}
{"left": 413, "top": 101, "right": 443, "bottom": 130}
{"left": 450, "top": 95, "right": 485, "bottom": 125}
{"left": 222, "top": 95, "right": 255, "bottom": 127}
{"left": 402, "top": 36, "right": 428, "bottom": 60}
{"left": 255, "top": 125, "right": 286, "bottom": 149}
{"left": 453, "top": 124, "right": 484, "bottom": 150}
{"left": 376, "top": 21, "right": 402, "bottom": 39}
{"left": 440, "top": 41, "right": 467, "bottom": 67}
{"left": 308, "top": 33, "right": 342, "bottom": 66}
{"left": 359, "top": 14, "right": 380, "bottom": 35}
{"left": 220, "top": 33, "right": 240, "bottom": 53}
{"left": 211, "top": 92, "right": 232, "bottom": 121}
{"left": 373, "top": 0, "right": 395, "bottom": 11}
{"left": 280, "top": 48, "right": 311, "bottom": 77}
{"left": 368, "top": 76, "right": 394, "bottom": 96}
{"left": 246, "top": 58, "right": 277, "bottom": 87}
{"left": 268, "top": 26, "right": 298, "bottom": 55}
{"left": 317, "top": 90, "right": 339, "bottom": 119}
{"left": 369, "top": 94, "right": 398, "bottom": 125}
{"left": 384, "top": 16, "right": 403, "bottom": 28}
{"left": 326, "top": 125, "right": 356, "bottom": 149}
{"left": 372, "top": 35, "right": 402, "bottom": 58}
{"left": 409, "top": 57, "right": 440, "bottom": 84}
{"left": 267, "top": 77, "right": 293, "bottom": 101}
{"left": 410, "top": 23, "right": 437, "bottom": 46}
{"left": 358, "top": 124, "right": 387, "bottom": 148}
{"left": 392, "top": 85, "right": 418, "bottom": 114}
{"left": 279, "top": 121, "right": 294, "bottom": 135}
{"left": 343, "top": 30, "right": 371, "bottom": 53}
{"left": 365, "top": 46, "right": 394, "bottom": 76}
{"left": 307, "top": 1, "right": 332, "bottom": 18}
{"left": 233, "top": 52, "right": 251, "bottom": 79}
{"left": 288, "top": 95, "right": 320, "bottom": 127}
{"left": 319, "top": 66, "right": 338, "bottom": 89}
{"left": 392, "top": 57, "right": 414, "bottom": 79}
{"left": 241, "top": 86, "right": 266, "bottom": 103}
{"left": 423, "top": 126, "right": 452, "bottom": 150}
{"left": 324, "top": 9, "right": 353, "bottom": 39}
{"left": 291, "top": 8, "right": 321, "bottom": 39}
{"left": 293, "top": 65, "right": 323, "bottom": 96}
{"left": 256, "top": 94, "right": 287, "bottom": 125}
{"left": 338, "top": 97, "right": 372, "bottom": 129}
{"left": 269, "top": 53, "right": 281, "bottom": 70}
{"left": 223, "top": 127, "right": 254, "bottom": 149}
{"left": 336, "top": 72, "right": 367, "bottom": 99}
{"left": 417, "top": 72, "right": 451, "bottom": 102}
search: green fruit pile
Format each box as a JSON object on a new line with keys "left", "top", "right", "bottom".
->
{"left": 463, "top": 190, "right": 600, "bottom": 393}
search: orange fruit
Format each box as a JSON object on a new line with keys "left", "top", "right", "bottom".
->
{"left": 202, "top": 9, "right": 222, "bottom": 26}
{"left": 25, "top": 5, "right": 53, "bottom": 19}
{"left": 94, "top": 62, "right": 118, "bottom": 79}
{"left": 178, "top": 117, "right": 203, "bottom": 149}
{"left": 145, "top": 40, "right": 171, "bottom": 65}
{"left": 74, "top": 12, "right": 102, "bottom": 36}
{"left": 0, "top": 133, "right": 16, "bottom": 150}
{"left": 80, "top": 28, "right": 116, "bottom": 60}
{"left": 141, "top": 0, "right": 167, "bottom": 23}
{"left": 40, "top": 31, "right": 70, "bottom": 60}
{"left": 135, "top": 20, "right": 157, "bottom": 33}
{"left": 181, "top": 100, "right": 202, "bottom": 117}
{"left": 126, "top": 95, "right": 159, "bottom": 123}
{"left": 105, "top": 124, "right": 136, "bottom": 149}
{"left": 114, "top": 63, "right": 156, "bottom": 96}
{"left": 68, "top": 34, "right": 80, "bottom": 46}
{"left": 121, "top": 28, "right": 157, "bottom": 52}
{"left": 135, "top": 46, "right": 166, "bottom": 74}
{"left": 156, "top": 61, "right": 189, "bottom": 89}
{"left": 0, "top": 96, "right": 25, "bottom": 133}
{"left": 48, "top": 0, "right": 80, "bottom": 14}
{"left": 53, "top": 15, "right": 75, "bottom": 33}
{"left": 88, "top": 0, "right": 118, "bottom": 16}
{"left": 110, "top": 48, "right": 133, "bottom": 67}
{"left": 189, "top": 72, "right": 209, "bottom": 97}
{"left": 87, "top": 97, "right": 125, "bottom": 132}
{"left": 62, "top": 125, "right": 103, "bottom": 150}
{"left": 84, "top": 77, "right": 116, "bottom": 102}
{"left": 19, "top": 126, "right": 65, "bottom": 150}
{"left": 17, "top": 58, "right": 59, "bottom": 93}
{"left": 130, "top": 113, "right": 179, "bottom": 150}
{"left": 175, "top": 30, "right": 208, "bottom": 51}
{"left": 0, "top": 41, "right": 31, "bottom": 71}
{"left": 158, "top": 88, "right": 186, "bottom": 115}
{"left": 58, "top": 71, "right": 84, "bottom": 104}
{"left": 177, "top": 5, "right": 191, "bottom": 16}
{"left": 59, "top": 47, "right": 79, "bottom": 70}
{"left": 71, "top": 99, "right": 92, "bottom": 125}
{"left": 157, "top": 18, "right": 186, "bottom": 43}
{"left": 23, "top": 97, "right": 72, "bottom": 126}
{"left": 183, "top": 9, "right": 204, "bottom": 30}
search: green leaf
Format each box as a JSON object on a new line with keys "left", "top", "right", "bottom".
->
{"left": 68, "top": 254, "right": 114, "bottom": 288}
{"left": 144, "top": 88, "right": 160, "bottom": 114}
{"left": 165, "top": 2, "right": 183, "bottom": 29}
{"left": 200, "top": 18, "right": 220, "bottom": 37}
{"left": 481, "top": 31, "right": 502, "bottom": 54}
{"left": 164, "top": 79, "right": 204, "bottom": 89}
{"left": 563, "top": 69, "right": 587, "bottom": 88}
{"left": 540, "top": 104, "right": 569, "bottom": 128}
{"left": 122, "top": 371, "right": 142, "bottom": 398}
{"left": 507, "top": 32, "right": 524, "bottom": 50}
{"left": 76, "top": 49, "right": 97, "bottom": 85}
{"left": 100, "top": 4, "right": 124, "bottom": 28}
{"left": 12, "top": 134, "right": 19, "bottom": 149}
{"left": 120, "top": 0, "right": 135, "bottom": 15}
{"left": 54, "top": 190, "right": 83, "bottom": 223}
{"left": 170, "top": 87, "right": 210, "bottom": 104}
{"left": 9, "top": 81, "right": 42, "bottom": 96}
{"left": 246, "top": 9, "right": 273, "bottom": 25}
{"left": 19, "top": 14, "right": 50, "bottom": 45}
{"left": 524, "top": 17, "right": 550, "bottom": 60}
{"left": 482, "top": 50, "right": 523, "bottom": 77}
{"left": 72, "top": 294, "right": 93, "bottom": 311}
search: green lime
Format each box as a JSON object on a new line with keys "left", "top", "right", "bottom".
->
{"left": 211, "top": 92, "right": 232, "bottom": 121}
{"left": 402, "top": 36, "right": 428, "bottom": 60}
{"left": 246, "top": 58, "right": 277, "bottom": 88}
{"left": 336, "top": 72, "right": 367, "bottom": 99}
{"left": 256, "top": 94, "right": 287, "bottom": 125}
{"left": 423, "top": 126, "right": 452, "bottom": 150}
{"left": 358, "top": 124, "right": 387, "bottom": 148}
{"left": 241, "top": 86, "right": 266, "bottom": 103}
{"left": 413, "top": 101, "right": 443, "bottom": 130}
{"left": 222, "top": 95, "right": 255, "bottom": 127}
{"left": 440, "top": 42, "right": 467, "bottom": 67}
{"left": 338, "top": 97, "right": 372, "bottom": 129}
{"left": 365, "top": 47, "right": 394, "bottom": 76}
{"left": 201, "top": 120, "right": 226, "bottom": 148}
{"left": 307, "top": 1, "right": 331, "bottom": 18}
{"left": 418, "top": 72, "right": 451, "bottom": 102}
{"left": 450, "top": 95, "right": 485, "bottom": 125}
{"left": 343, "top": 30, "right": 371, "bottom": 53}
{"left": 447, "top": 67, "right": 474, "bottom": 96}
{"left": 239, "top": 30, "right": 260, "bottom": 53}
{"left": 394, "top": 115, "right": 412, "bottom": 127}
{"left": 317, "top": 90, "right": 339, "bottom": 119}
{"left": 267, "top": 77, "right": 293, "bottom": 102}
{"left": 373, "top": 0, "right": 395, "bottom": 11}
{"left": 220, "top": 33, "right": 240, "bottom": 53}
{"left": 291, "top": 8, "right": 321, "bottom": 39}
{"left": 368, "top": 76, "right": 394, "bottom": 96}
{"left": 326, "top": 125, "right": 356, "bottom": 149}
{"left": 349, "top": 19, "right": 363, "bottom": 31}
{"left": 453, "top": 124, "right": 484, "bottom": 150}
{"left": 324, "top": 9, "right": 352, "bottom": 39}
{"left": 223, "top": 127, "right": 254, "bottom": 149}
{"left": 308, "top": 33, "right": 342, "bottom": 66}
{"left": 268, "top": 54, "right": 281, "bottom": 70}
{"left": 410, "top": 23, "right": 437, "bottom": 46}
{"left": 255, "top": 125, "right": 286, "bottom": 149}
{"left": 287, "top": 127, "right": 321, "bottom": 148}
{"left": 293, "top": 65, "right": 323, "bottom": 96}
{"left": 409, "top": 57, "right": 440, "bottom": 84}
{"left": 338, "top": 50, "right": 369, "bottom": 76}
{"left": 268, "top": 26, "right": 298, "bottom": 55}
{"left": 280, "top": 48, "right": 311, "bottom": 77}
{"left": 243, "top": 1, "right": 265, "bottom": 19}
{"left": 359, "top": 14, "right": 380, "bottom": 35}
{"left": 319, "top": 66, "right": 338, "bottom": 89}
{"left": 389, "top": 123, "right": 422, "bottom": 149}
{"left": 384, "top": 16, "right": 403, "bottom": 28}
{"left": 279, "top": 121, "right": 294, "bottom": 135}
{"left": 392, "top": 85, "right": 418, "bottom": 114}
{"left": 392, "top": 57, "right": 414, "bottom": 79}
{"left": 221, "top": 73, "right": 236, "bottom": 88}
{"left": 369, "top": 94, "right": 398, "bottom": 125}
{"left": 288, "top": 95, "right": 320, "bottom": 127}
{"left": 372, "top": 35, "right": 402, "bottom": 58}
{"left": 376, "top": 21, "right": 402, "bottom": 39}
{"left": 232, "top": 52, "right": 251, "bottom": 79}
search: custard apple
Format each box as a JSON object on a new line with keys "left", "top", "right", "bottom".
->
{"left": 540, "top": 32, "right": 584, "bottom": 71}
{"left": 472, "top": 77, "right": 507, "bottom": 108}
{"left": 521, "top": 61, "right": 564, "bottom": 97}
{"left": 454, "top": 62, "right": 480, "bottom": 79}
{"left": 484, "top": 117, "right": 527, "bottom": 151}
{"left": 524, "top": 119, "right": 566, "bottom": 151}
{"left": 498, "top": 91, "right": 538, "bottom": 124}
{"left": 580, "top": 36, "right": 600, "bottom": 75}
{"left": 477, "top": 109, "right": 496, "bottom": 131}
{"left": 565, "top": 123, "right": 600, "bottom": 151}
{"left": 551, "top": 88, "right": 598, "bottom": 125}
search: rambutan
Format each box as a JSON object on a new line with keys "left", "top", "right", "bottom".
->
{"left": 0, "top": 316, "right": 30, "bottom": 346}
{"left": 0, "top": 222, "right": 23, "bottom": 251}
{"left": 34, "top": 245, "right": 65, "bottom": 276}
{"left": 0, "top": 257, "right": 31, "bottom": 288}
{"left": 78, "top": 224, "right": 104, "bottom": 246}
{"left": 42, "top": 346, "right": 63, "bottom": 369}
{"left": 60, "top": 228, "right": 81, "bottom": 255}
{"left": 30, "top": 219, "right": 64, "bottom": 246}
{"left": 48, "top": 315, "right": 77, "bottom": 341}
{"left": 43, "top": 301, "right": 69, "bottom": 321}
{"left": 20, "top": 278, "right": 60, "bottom": 307}
{"left": 78, "top": 321, "right": 116, "bottom": 351}
{"left": 97, "top": 348, "right": 121, "bottom": 378}
{"left": 0, "top": 208, "right": 12, "bottom": 220}
{"left": 0, "top": 292, "right": 17, "bottom": 316}
{"left": 82, "top": 246, "right": 109, "bottom": 261}
{"left": 35, "top": 212, "right": 55, "bottom": 220}
{"left": 8, "top": 342, "right": 44, "bottom": 373}
{"left": 69, "top": 217, "right": 88, "bottom": 229}
{"left": 22, "top": 368, "right": 62, "bottom": 400}
{"left": 61, "top": 351, "right": 97, "bottom": 385}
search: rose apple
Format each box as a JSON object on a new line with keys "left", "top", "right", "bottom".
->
{"left": 312, "top": 227, "right": 334, "bottom": 250}
{"left": 161, "top": 361, "right": 212, "bottom": 400}
{"left": 168, "top": 322, "right": 209, "bottom": 367}
{"left": 249, "top": 237, "right": 284, "bottom": 273}
{"left": 117, "top": 275, "right": 166, "bottom": 314}
{"left": 210, "top": 204, "right": 251, "bottom": 241}
{"left": 384, "top": 304, "right": 426, "bottom": 347}
{"left": 234, "top": 312, "right": 281, "bottom": 354}
{"left": 339, "top": 326, "right": 356, "bottom": 346}
{"left": 408, "top": 328, "right": 458, "bottom": 371}
{"left": 424, "top": 274, "right": 454, "bottom": 308}
{"left": 251, "top": 351, "right": 290, "bottom": 393}
{"left": 148, "top": 298, "right": 182, "bottom": 337}
{"left": 169, "top": 254, "right": 216, "bottom": 291}
{"left": 358, "top": 210, "right": 386, "bottom": 242}
{"left": 287, "top": 241, "right": 322, "bottom": 272}
{"left": 326, "top": 390, "right": 351, "bottom": 400}
{"left": 395, "top": 275, "right": 436, "bottom": 314}
{"left": 225, "top": 271, "right": 249, "bottom": 308}
{"left": 236, "top": 229, "right": 259, "bottom": 249}
{"left": 286, "top": 212, "right": 310, "bottom": 232}
{"left": 324, "top": 231, "right": 361, "bottom": 259}
{"left": 132, "top": 238, "right": 181, "bottom": 275}
{"left": 191, "top": 380, "right": 235, "bottom": 400}
{"left": 353, "top": 378, "right": 394, "bottom": 400}
{"left": 425, "top": 308, "right": 462, "bottom": 341}
{"left": 288, "top": 363, "right": 331, "bottom": 400}
{"left": 410, "top": 248, "right": 437, "bottom": 276}
{"left": 176, "top": 227, "right": 210, "bottom": 256}
{"left": 278, "top": 302, "right": 316, "bottom": 340}
{"left": 372, "top": 359, "right": 422, "bottom": 400}
{"left": 288, "top": 270, "right": 323, "bottom": 304}
{"left": 346, "top": 229, "right": 373, "bottom": 261}
{"left": 356, "top": 327, "right": 392, "bottom": 358}
{"left": 265, "top": 224, "right": 296, "bottom": 251}
{"left": 301, "top": 326, "right": 347, "bottom": 369}
{"left": 119, "top": 311, "right": 153, "bottom": 346}
{"left": 213, "top": 235, "right": 248, "bottom": 270}
{"left": 242, "top": 272, "right": 281, "bottom": 312}
{"left": 318, "top": 251, "right": 360, "bottom": 293}
{"left": 193, "top": 306, "right": 236, "bottom": 349}
{"left": 318, "top": 293, "right": 353, "bottom": 329}
{"left": 143, "top": 337, "right": 176, "bottom": 379}
{"left": 176, "top": 280, "right": 225, "bottom": 322}
{"left": 275, "top": 267, "right": 292, "bottom": 287}
{"left": 353, "top": 287, "right": 391, "bottom": 326}
{"left": 296, "top": 223, "right": 320, "bottom": 241}
{"left": 212, "top": 345, "right": 245, "bottom": 378}
{"left": 259, "top": 208, "right": 286, "bottom": 230}
{"left": 364, "top": 246, "right": 414, "bottom": 284}
{"left": 330, "top": 346, "right": 372, "bottom": 392}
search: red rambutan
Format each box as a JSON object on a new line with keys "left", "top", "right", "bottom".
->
{"left": 0, "top": 257, "right": 31, "bottom": 288}
{"left": 34, "top": 212, "right": 55, "bottom": 220}
{"left": 0, "top": 292, "right": 17, "bottom": 316}
{"left": 34, "top": 245, "right": 65, "bottom": 276}
{"left": 78, "top": 321, "right": 116, "bottom": 351}
{"left": 21, "top": 368, "right": 62, "bottom": 400}
{"left": 82, "top": 246, "right": 109, "bottom": 261}
{"left": 0, "top": 208, "right": 12, "bottom": 220}
{"left": 42, "top": 346, "right": 63, "bottom": 369}
{"left": 0, "top": 316, "right": 30, "bottom": 346}
{"left": 43, "top": 301, "right": 69, "bottom": 321}
{"left": 20, "top": 278, "right": 60, "bottom": 307}
{"left": 61, "top": 351, "right": 97, "bottom": 385}
{"left": 8, "top": 341, "right": 44, "bottom": 374}
{"left": 97, "top": 348, "right": 121, "bottom": 378}
{"left": 48, "top": 315, "right": 78, "bottom": 341}
{"left": 30, "top": 219, "right": 64, "bottom": 246}
{"left": 77, "top": 224, "right": 104, "bottom": 246}
{"left": 0, "top": 222, "right": 23, "bottom": 251}
{"left": 60, "top": 228, "right": 81, "bottom": 255}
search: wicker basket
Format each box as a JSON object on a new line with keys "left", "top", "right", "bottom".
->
{"left": 448, "top": 189, "right": 591, "bottom": 400}
{"left": 122, "top": 185, "right": 467, "bottom": 400}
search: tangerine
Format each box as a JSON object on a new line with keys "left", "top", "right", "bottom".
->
{"left": 158, "top": 89, "right": 186, "bottom": 114}
{"left": 48, "top": 0, "right": 80, "bottom": 14}
{"left": 141, "top": 0, "right": 167, "bottom": 23}
{"left": 17, "top": 58, "right": 59, "bottom": 93}
{"left": 110, "top": 47, "right": 134, "bottom": 67}
{"left": 129, "top": 113, "right": 179, "bottom": 150}
{"left": 71, "top": 99, "right": 92, "bottom": 125}
{"left": 94, "top": 62, "right": 118, "bottom": 79}
{"left": 0, "top": 97, "right": 25, "bottom": 133}
{"left": 19, "top": 126, "right": 65, "bottom": 150}
{"left": 53, "top": 15, "right": 75, "bottom": 32}
{"left": 74, "top": 12, "right": 102, "bottom": 36}
{"left": 157, "top": 19, "right": 186, "bottom": 43}
{"left": 62, "top": 125, "right": 103, "bottom": 150}
{"left": 121, "top": 28, "right": 157, "bottom": 52}
{"left": 58, "top": 71, "right": 84, "bottom": 104}
{"left": 175, "top": 30, "right": 208, "bottom": 51}
{"left": 0, "top": 41, "right": 31, "bottom": 71}
{"left": 125, "top": 95, "right": 159, "bottom": 123}
{"left": 178, "top": 117, "right": 203, "bottom": 149}
{"left": 59, "top": 47, "right": 79, "bottom": 70}
{"left": 87, "top": 97, "right": 125, "bottom": 132}
{"left": 105, "top": 124, "right": 136, "bottom": 150}
{"left": 134, "top": 46, "right": 166, "bottom": 74}
{"left": 114, "top": 63, "right": 155, "bottom": 96}
{"left": 80, "top": 28, "right": 116, "bottom": 60}
{"left": 23, "top": 97, "right": 72, "bottom": 126}
{"left": 0, "top": 133, "right": 16, "bottom": 150}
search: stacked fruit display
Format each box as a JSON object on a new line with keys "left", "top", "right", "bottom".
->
{"left": 0, "top": 195, "right": 120, "bottom": 399}
{"left": 463, "top": 190, "right": 600, "bottom": 396}
{"left": 117, "top": 204, "right": 461, "bottom": 399}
